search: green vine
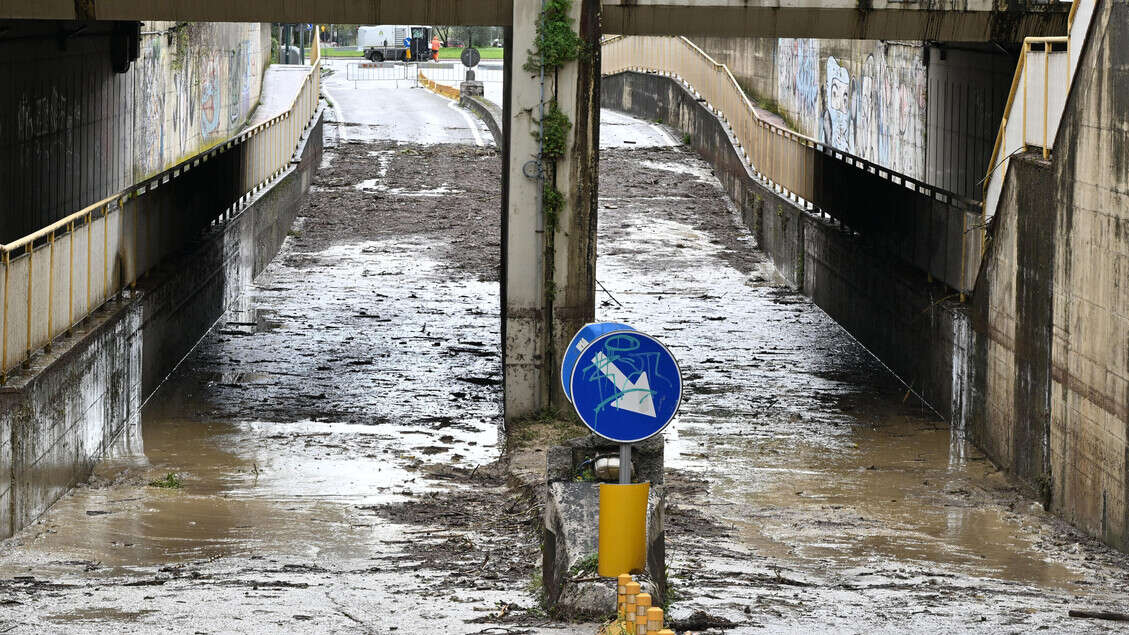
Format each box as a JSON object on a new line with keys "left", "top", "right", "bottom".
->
{"left": 528, "top": 0, "right": 581, "bottom": 401}
{"left": 543, "top": 184, "right": 564, "bottom": 233}
{"left": 170, "top": 22, "right": 192, "bottom": 71}
{"left": 538, "top": 101, "right": 572, "bottom": 161}
{"left": 523, "top": 0, "right": 582, "bottom": 73}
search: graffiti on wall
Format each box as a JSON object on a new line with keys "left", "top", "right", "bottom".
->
{"left": 200, "top": 57, "right": 220, "bottom": 135}
{"left": 775, "top": 38, "right": 820, "bottom": 133}
{"left": 776, "top": 40, "right": 928, "bottom": 180}
{"left": 132, "top": 23, "right": 265, "bottom": 179}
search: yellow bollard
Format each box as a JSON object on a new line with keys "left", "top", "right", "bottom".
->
{"left": 656, "top": 630, "right": 675, "bottom": 635}
{"left": 617, "top": 573, "right": 632, "bottom": 620}
{"left": 634, "top": 592, "right": 651, "bottom": 635}
{"left": 598, "top": 483, "right": 649, "bottom": 577}
{"left": 646, "top": 607, "right": 664, "bottom": 634}
{"left": 624, "top": 581, "right": 640, "bottom": 634}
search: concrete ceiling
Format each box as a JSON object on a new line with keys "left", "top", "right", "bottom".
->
{"left": 0, "top": 0, "right": 1070, "bottom": 41}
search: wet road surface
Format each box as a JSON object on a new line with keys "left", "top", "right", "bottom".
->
{"left": 321, "top": 58, "right": 492, "bottom": 146}
{"left": 1, "top": 69, "right": 1129, "bottom": 635}
{"left": 595, "top": 145, "right": 1129, "bottom": 632}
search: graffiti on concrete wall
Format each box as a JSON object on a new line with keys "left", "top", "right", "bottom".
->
{"left": 776, "top": 40, "right": 928, "bottom": 180}
{"left": 850, "top": 44, "right": 927, "bottom": 177}
{"left": 775, "top": 38, "right": 820, "bottom": 133}
{"left": 823, "top": 56, "right": 852, "bottom": 152}
{"left": 133, "top": 23, "right": 266, "bottom": 179}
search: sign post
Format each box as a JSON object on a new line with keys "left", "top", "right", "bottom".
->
{"left": 562, "top": 323, "right": 681, "bottom": 577}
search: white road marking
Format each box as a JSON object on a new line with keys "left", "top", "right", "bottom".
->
{"left": 446, "top": 99, "right": 484, "bottom": 147}
{"left": 321, "top": 86, "right": 348, "bottom": 142}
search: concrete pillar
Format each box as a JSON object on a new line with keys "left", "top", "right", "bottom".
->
{"left": 503, "top": 0, "right": 600, "bottom": 422}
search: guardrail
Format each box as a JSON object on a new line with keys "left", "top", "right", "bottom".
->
{"left": 982, "top": 0, "right": 1096, "bottom": 229}
{"left": 602, "top": 35, "right": 983, "bottom": 295}
{"left": 0, "top": 37, "right": 322, "bottom": 382}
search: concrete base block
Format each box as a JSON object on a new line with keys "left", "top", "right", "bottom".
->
{"left": 543, "top": 481, "right": 667, "bottom": 619}
{"left": 460, "top": 81, "right": 484, "bottom": 97}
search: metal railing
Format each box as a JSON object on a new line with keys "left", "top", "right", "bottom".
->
{"left": 604, "top": 34, "right": 818, "bottom": 204}
{"left": 982, "top": 1, "right": 1096, "bottom": 227}
{"left": 601, "top": 35, "right": 983, "bottom": 295}
{"left": 0, "top": 35, "right": 322, "bottom": 381}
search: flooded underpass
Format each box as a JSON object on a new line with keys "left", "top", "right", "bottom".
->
{"left": 595, "top": 145, "right": 1129, "bottom": 632}
{"left": 1, "top": 87, "right": 1128, "bottom": 633}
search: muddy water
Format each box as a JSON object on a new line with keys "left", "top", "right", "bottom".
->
{"left": 596, "top": 146, "right": 1129, "bottom": 631}
{"left": 0, "top": 134, "right": 594, "bottom": 632}
{"left": 2, "top": 98, "right": 1128, "bottom": 632}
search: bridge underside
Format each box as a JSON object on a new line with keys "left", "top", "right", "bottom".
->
{"left": 0, "top": 0, "right": 1067, "bottom": 41}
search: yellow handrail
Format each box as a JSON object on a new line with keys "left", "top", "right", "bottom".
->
{"left": 0, "top": 48, "right": 323, "bottom": 380}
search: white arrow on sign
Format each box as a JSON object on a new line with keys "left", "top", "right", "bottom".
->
{"left": 592, "top": 352, "right": 656, "bottom": 418}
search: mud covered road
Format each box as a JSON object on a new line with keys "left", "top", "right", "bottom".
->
{"left": 1, "top": 86, "right": 1128, "bottom": 634}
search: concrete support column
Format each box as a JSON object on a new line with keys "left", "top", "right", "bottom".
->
{"left": 503, "top": 0, "right": 600, "bottom": 423}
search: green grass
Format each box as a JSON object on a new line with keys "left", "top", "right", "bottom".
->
{"left": 320, "top": 48, "right": 364, "bottom": 58}
{"left": 305, "top": 47, "right": 363, "bottom": 58}
{"left": 569, "top": 553, "right": 599, "bottom": 578}
{"left": 309, "top": 46, "right": 503, "bottom": 60}
{"left": 438, "top": 47, "right": 504, "bottom": 60}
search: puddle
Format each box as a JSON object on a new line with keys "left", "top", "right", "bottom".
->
{"left": 1, "top": 236, "right": 502, "bottom": 574}
{"left": 47, "top": 607, "right": 158, "bottom": 623}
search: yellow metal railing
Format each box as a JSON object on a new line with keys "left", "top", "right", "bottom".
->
{"left": 603, "top": 35, "right": 818, "bottom": 206}
{"left": 602, "top": 34, "right": 984, "bottom": 294}
{"left": 0, "top": 40, "right": 322, "bottom": 381}
{"left": 981, "top": 1, "right": 1096, "bottom": 233}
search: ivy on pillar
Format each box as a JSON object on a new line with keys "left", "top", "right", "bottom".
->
{"left": 503, "top": 0, "right": 600, "bottom": 424}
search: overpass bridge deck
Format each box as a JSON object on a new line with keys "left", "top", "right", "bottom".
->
{"left": 0, "top": 0, "right": 1070, "bottom": 41}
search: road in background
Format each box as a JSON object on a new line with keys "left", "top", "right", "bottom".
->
{"left": 321, "top": 58, "right": 491, "bottom": 146}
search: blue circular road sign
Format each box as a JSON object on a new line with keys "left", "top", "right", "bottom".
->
{"left": 561, "top": 322, "right": 634, "bottom": 403}
{"left": 569, "top": 330, "right": 682, "bottom": 443}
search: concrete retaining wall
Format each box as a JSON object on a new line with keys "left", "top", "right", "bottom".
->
{"left": 966, "top": 1, "right": 1129, "bottom": 549}
{"left": 460, "top": 94, "right": 503, "bottom": 146}
{"left": 693, "top": 36, "right": 1014, "bottom": 200}
{"left": 603, "top": 70, "right": 966, "bottom": 424}
{"left": 0, "top": 111, "right": 323, "bottom": 539}
{"left": 605, "top": 10, "right": 1129, "bottom": 554}
{"left": 0, "top": 21, "right": 271, "bottom": 243}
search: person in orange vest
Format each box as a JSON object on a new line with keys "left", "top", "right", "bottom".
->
{"left": 431, "top": 35, "right": 441, "bottom": 62}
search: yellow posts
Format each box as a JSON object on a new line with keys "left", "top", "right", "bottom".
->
{"left": 634, "top": 592, "right": 651, "bottom": 634}
{"left": 24, "top": 243, "right": 32, "bottom": 365}
{"left": 624, "top": 581, "right": 640, "bottom": 634}
{"left": 102, "top": 204, "right": 109, "bottom": 303}
{"left": 46, "top": 231, "right": 54, "bottom": 348}
{"left": 1, "top": 249, "right": 8, "bottom": 381}
{"left": 617, "top": 573, "right": 631, "bottom": 619}
{"left": 597, "top": 482, "right": 649, "bottom": 577}
{"left": 85, "top": 211, "right": 92, "bottom": 319}
{"left": 646, "top": 607, "right": 664, "bottom": 634}
{"left": 1042, "top": 41, "right": 1050, "bottom": 159}
{"left": 67, "top": 220, "right": 74, "bottom": 328}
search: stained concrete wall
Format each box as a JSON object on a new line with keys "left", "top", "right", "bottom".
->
{"left": 606, "top": 0, "right": 1129, "bottom": 553}
{"left": 0, "top": 109, "right": 322, "bottom": 539}
{"left": 695, "top": 36, "right": 1014, "bottom": 198}
{"left": 967, "top": 0, "right": 1129, "bottom": 549}
{"left": 0, "top": 20, "right": 270, "bottom": 243}
{"left": 1046, "top": 0, "right": 1129, "bottom": 549}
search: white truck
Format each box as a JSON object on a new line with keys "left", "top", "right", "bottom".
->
{"left": 358, "top": 25, "right": 432, "bottom": 62}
